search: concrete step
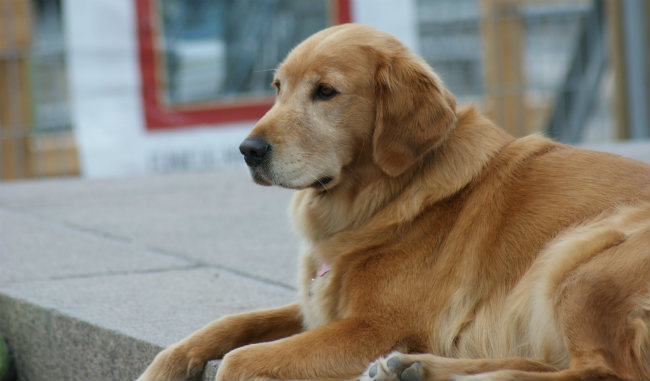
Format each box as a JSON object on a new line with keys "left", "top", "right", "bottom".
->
{"left": 0, "top": 170, "right": 297, "bottom": 380}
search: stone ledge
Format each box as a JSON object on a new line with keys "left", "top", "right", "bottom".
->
{"left": 0, "top": 294, "right": 161, "bottom": 380}
{"left": 0, "top": 170, "right": 296, "bottom": 381}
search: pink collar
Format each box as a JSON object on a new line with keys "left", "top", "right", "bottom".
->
{"left": 318, "top": 262, "right": 332, "bottom": 277}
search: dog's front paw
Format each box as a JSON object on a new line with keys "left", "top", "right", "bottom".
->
{"left": 137, "top": 344, "right": 204, "bottom": 381}
{"left": 360, "top": 352, "right": 424, "bottom": 381}
{"left": 215, "top": 346, "right": 265, "bottom": 381}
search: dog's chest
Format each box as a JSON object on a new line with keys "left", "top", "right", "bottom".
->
{"left": 300, "top": 268, "right": 338, "bottom": 330}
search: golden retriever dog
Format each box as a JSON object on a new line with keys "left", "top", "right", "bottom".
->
{"left": 138, "top": 24, "right": 649, "bottom": 381}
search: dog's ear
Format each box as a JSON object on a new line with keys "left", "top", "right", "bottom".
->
{"left": 373, "top": 52, "right": 457, "bottom": 177}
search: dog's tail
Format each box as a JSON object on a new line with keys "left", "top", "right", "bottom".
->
{"left": 622, "top": 293, "right": 650, "bottom": 380}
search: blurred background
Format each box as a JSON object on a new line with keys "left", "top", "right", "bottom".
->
{"left": 0, "top": 0, "right": 648, "bottom": 181}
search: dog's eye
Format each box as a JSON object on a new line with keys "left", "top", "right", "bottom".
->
{"left": 272, "top": 80, "right": 280, "bottom": 94}
{"left": 314, "top": 84, "right": 337, "bottom": 100}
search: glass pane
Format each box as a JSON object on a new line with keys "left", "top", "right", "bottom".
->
{"left": 30, "top": 0, "right": 71, "bottom": 132}
{"left": 157, "top": 0, "right": 330, "bottom": 105}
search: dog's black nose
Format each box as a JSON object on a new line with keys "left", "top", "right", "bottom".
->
{"left": 239, "top": 137, "right": 271, "bottom": 167}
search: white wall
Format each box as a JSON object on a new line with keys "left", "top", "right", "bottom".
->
{"left": 63, "top": 0, "right": 253, "bottom": 178}
{"left": 352, "top": 0, "right": 418, "bottom": 53}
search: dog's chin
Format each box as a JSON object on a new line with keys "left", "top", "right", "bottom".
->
{"left": 279, "top": 176, "right": 338, "bottom": 191}
{"left": 249, "top": 168, "right": 273, "bottom": 187}
{"left": 248, "top": 167, "right": 339, "bottom": 191}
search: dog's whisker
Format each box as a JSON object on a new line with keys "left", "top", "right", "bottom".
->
{"left": 312, "top": 175, "right": 330, "bottom": 194}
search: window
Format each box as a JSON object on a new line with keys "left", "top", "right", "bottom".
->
{"left": 136, "top": 0, "right": 351, "bottom": 129}
{"left": 31, "top": 0, "right": 71, "bottom": 133}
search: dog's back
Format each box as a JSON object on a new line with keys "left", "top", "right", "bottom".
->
{"left": 446, "top": 137, "right": 650, "bottom": 373}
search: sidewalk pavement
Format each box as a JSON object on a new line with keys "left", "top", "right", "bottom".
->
{"left": 0, "top": 140, "right": 648, "bottom": 381}
{"left": 0, "top": 169, "right": 298, "bottom": 380}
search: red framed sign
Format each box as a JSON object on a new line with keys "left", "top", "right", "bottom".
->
{"left": 136, "top": 0, "right": 351, "bottom": 130}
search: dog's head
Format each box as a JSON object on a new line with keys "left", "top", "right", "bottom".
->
{"left": 240, "top": 24, "right": 456, "bottom": 190}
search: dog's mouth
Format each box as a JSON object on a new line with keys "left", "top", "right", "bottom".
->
{"left": 248, "top": 165, "right": 336, "bottom": 190}
{"left": 310, "top": 176, "right": 334, "bottom": 189}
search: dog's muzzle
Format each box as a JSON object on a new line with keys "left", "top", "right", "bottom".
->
{"left": 239, "top": 137, "right": 271, "bottom": 167}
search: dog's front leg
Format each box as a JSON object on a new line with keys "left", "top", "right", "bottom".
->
{"left": 137, "top": 303, "right": 303, "bottom": 381}
{"left": 216, "top": 317, "right": 398, "bottom": 380}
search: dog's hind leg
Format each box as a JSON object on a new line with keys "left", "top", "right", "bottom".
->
{"left": 548, "top": 225, "right": 649, "bottom": 381}
{"left": 359, "top": 352, "right": 558, "bottom": 381}
{"left": 361, "top": 218, "right": 650, "bottom": 381}
{"left": 358, "top": 347, "right": 634, "bottom": 381}
{"left": 456, "top": 227, "right": 650, "bottom": 381}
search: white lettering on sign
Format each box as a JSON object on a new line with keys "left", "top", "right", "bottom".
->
{"left": 148, "top": 147, "right": 243, "bottom": 173}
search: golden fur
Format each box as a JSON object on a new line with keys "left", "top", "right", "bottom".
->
{"left": 139, "top": 24, "right": 650, "bottom": 381}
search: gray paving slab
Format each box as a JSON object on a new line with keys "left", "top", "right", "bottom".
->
{"left": 0, "top": 170, "right": 300, "bottom": 288}
{"left": 0, "top": 169, "right": 301, "bottom": 380}
{"left": 0, "top": 268, "right": 296, "bottom": 348}
{"left": 0, "top": 209, "right": 193, "bottom": 285}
